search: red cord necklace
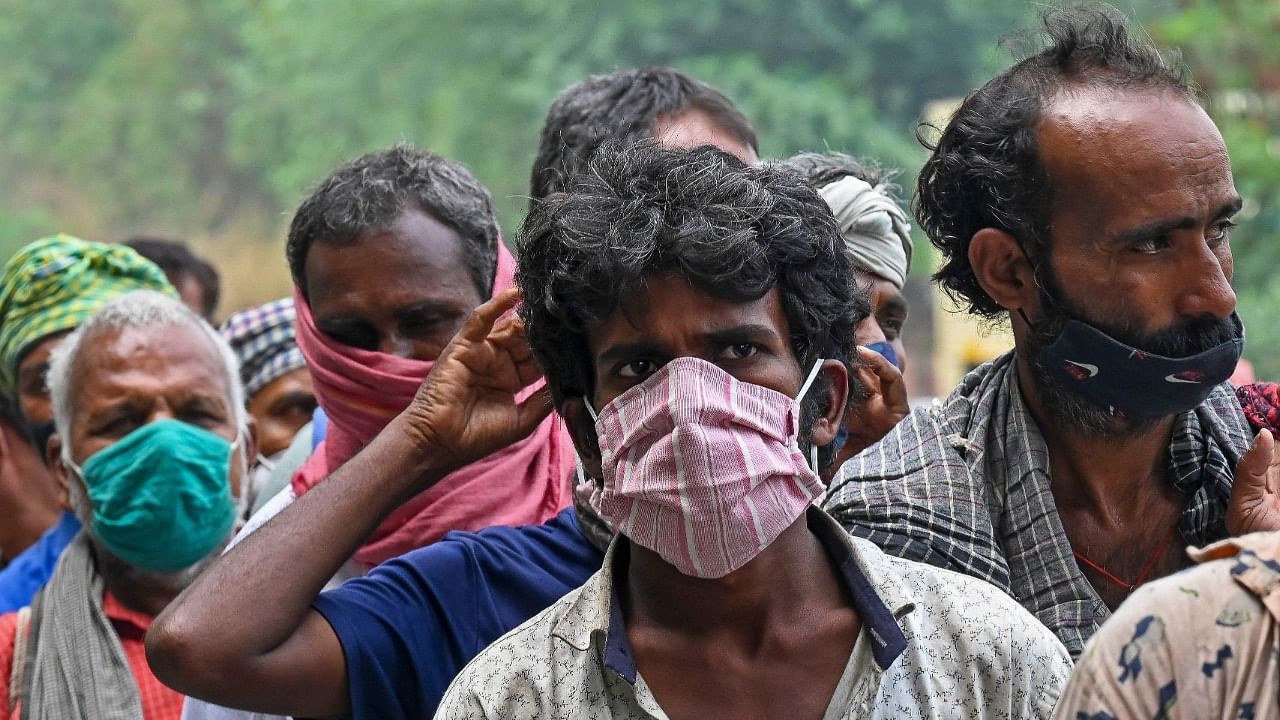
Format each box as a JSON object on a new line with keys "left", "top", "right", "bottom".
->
{"left": 1073, "top": 528, "right": 1178, "bottom": 593}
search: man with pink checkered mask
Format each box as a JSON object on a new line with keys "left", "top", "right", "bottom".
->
{"left": 432, "top": 142, "right": 1071, "bottom": 719}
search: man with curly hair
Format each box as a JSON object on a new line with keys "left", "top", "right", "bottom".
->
{"left": 824, "top": 6, "right": 1280, "bottom": 660}
{"left": 436, "top": 141, "right": 1069, "bottom": 719}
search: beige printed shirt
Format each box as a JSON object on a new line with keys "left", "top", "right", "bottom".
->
{"left": 435, "top": 507, "right": 1071, "bottom": 720}
{"left": 1055, "top": 531, "right": 1280, "bottom": 720}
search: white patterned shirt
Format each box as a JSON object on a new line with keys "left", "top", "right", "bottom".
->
{"left": 435, "top": 507, "right": 1072, "bottom": 719}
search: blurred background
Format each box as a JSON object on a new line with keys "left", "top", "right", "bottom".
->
{"left": 0, "top": 0, "right": 1275, "bottom": 396}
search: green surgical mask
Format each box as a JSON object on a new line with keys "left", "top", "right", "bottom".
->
{"left": 65, "top": 418, "right": 239, "bottom": 572}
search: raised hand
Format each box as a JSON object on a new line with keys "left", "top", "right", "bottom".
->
{"left": 398, "top": 287, "right": 554, "bottom": 472}
{"left": 1228, "top": 428, "right": 1280, "bottom": 535}
{"left": 827, "top": 346, "right": 909, "bottom": 477}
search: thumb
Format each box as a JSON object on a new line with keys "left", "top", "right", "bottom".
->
{"left": 514, "top": 385, "right": 556, "bottom": 438}
{"left": 1238, "top": 428, "right": 1276, "bottom": 492}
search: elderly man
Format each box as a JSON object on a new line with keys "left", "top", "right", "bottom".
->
{"left": 437, "top": 142, "right": 1070, "bottom": 718}
{"left": 824, "top": 7, "right": 1280, "bottom": 660}
{"left": 0, "top": 290, "right": 253, "bottom": 718}
{"left": 220, "top": 298, "right": 314, "bottom": 515}
{"left": 151, "top": 68, "right": 775, "bottom": 720}
{"left": 0, "top": 234, "right": 176, "bottom": 611}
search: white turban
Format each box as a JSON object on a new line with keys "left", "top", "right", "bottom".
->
{"left": 818, "top": 175, "right": 913, "bottom": 289}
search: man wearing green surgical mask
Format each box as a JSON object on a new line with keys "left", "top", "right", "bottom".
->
{"left": 0, "top": 289, "right": 255, "bottom": 719}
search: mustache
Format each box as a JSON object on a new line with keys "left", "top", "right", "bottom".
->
{"left": 1035, "top": 275, "right": 1239, "bottom": 358}
{"left": 1106, "top": 313, "right": 1239, "bottom": 358}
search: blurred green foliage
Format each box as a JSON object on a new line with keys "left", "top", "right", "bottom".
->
{"left": 0, "top": 0, "right": 1276, "bottom": 373}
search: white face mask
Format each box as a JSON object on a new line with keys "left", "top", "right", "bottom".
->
{"left": 584, "top": 357, "right": 827, "bottom": 578}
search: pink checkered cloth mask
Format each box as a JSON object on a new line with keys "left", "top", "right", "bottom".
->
{"left": 291, "top": 243, "right": 575, "bottom": 568}
{"left": 589, "top": 356, "right": 826, "bottom": 578}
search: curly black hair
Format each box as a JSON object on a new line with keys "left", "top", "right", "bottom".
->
{"left": 518, "top": 143, "right": 867, "bottom": 464}
{"left": 916, "top": 6, "right": 1195, "bottom": 318}
{"left": 286, "top": 143, "right": 500, "bottom": 301}
{"left": 528, "top": 67, "right": 757, "bottom": 208}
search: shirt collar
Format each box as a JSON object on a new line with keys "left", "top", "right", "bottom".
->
{"left": 101, "top": 590, "right": 155, "bottom": 633}
{"left": 552, "top": 506, "right": 913, "bottom": 684}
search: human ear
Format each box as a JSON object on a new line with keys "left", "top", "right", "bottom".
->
{"left": 559, "top": 397, "right": 602, "bottom": 479}
{"left": 968, "top": 228, "right": 1038, "bottom": 315}
{"left": 47, "top": 433, "right": 70, "bottom": 509}
{"left": 809, "top": 359, "right": 849, "bottom": 448}
{"left": 234, "top": 417, "right": 261, "bottom": 500}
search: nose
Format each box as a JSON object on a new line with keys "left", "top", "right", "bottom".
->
{"left": 148, "top": 398, "right": 176, "bottom": 423}
{"left": 1175, "top": 239, "right": 1236, "bottom": 320}
{"left": 377, "top": 332, "right": 416, "bottom": 359}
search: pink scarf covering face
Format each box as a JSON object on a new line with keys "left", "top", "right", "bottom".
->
{"left": 292, "top": 244, "right": 575, "bottom": 568}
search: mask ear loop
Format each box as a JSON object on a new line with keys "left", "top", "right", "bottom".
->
{"left": 576, "top": 397, "right": 599, "bottom": 486}
{"left": 229, "top": 430, "right": 251, "bottom": 521}
{"left": 796, "top": 357, "right": 825, "bottom": 473}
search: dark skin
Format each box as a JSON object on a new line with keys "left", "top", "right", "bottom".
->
{"left": 47, "top": 323, "right": 256, "bottom": 617}
{"left": 559, "top": 273, "right": 856, "bottom": 720}
{"left": 305, "top": 207, "right": 485, "bottom": 359}
{"left": 967, "top": 86, "right": 1280, "bottom": 611}
{"left": 0, "top": 420, "right": 59, "bottom": 562}
{"left": 857, "top": 270, "right": 909, "bottom": 369}
{"left": 828, "top": 268, "right": 912, "bottom": 478}
{"left": 247, "top": 367, "right": 316, "bottom": 457}
{"left": 16, "top": 331, "right": 68, "bottom": 427}
{"left": 147, "top": 288, "right": 550, "bottom": 717}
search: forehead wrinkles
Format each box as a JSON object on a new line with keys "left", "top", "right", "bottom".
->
{"left": 73, "top": 325, "right": 230, "bottom": 410}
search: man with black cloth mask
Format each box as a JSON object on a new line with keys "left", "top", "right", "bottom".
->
{"left": 824, "top": 6, "right": 1280, "bottom": 660}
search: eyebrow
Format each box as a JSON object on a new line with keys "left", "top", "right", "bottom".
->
{"left": 878, "top": 293, "right": 909, "bottom": 317}
{"left": 396, "top": 299, "right": 462, "bottom": 318}
{"left": 1112, "top": 196, "right": 1245, "bottom": 247}
{"left": 596, "top": 323, "right": 783, "bottom": 367}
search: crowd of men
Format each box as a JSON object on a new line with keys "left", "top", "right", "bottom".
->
{"left": 0, "top": 6, "right": 1276, "bottom": 719}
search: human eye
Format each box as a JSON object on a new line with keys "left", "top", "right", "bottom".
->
{"left": 1131, "top": 235, "right": 1172, "bottom": 254}
{"left": 716, "top": 342, "right": 759, "bottom": 362}
{"left": 879, "top": 318, "right": 903, "bottom": 341}
{"left": 617, "top": 359, "right": 658, "bottom": 379}
{"left": 1208, "top": 219, "right": 1237, "bottom": 246}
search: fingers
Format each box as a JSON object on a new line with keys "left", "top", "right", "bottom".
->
{"left": 457, "top": 287, "right": 522, "bottom": 343}
{"left": 1239, "top": 429, "right": 1275, "bottom": 487}
{"left": 514, "top": 385, "right": 556, "bottom": 436}
{"left": 853, "top": 346, "right": 907, "bottom": 407}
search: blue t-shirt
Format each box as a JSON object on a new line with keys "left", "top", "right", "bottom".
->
{"left": 311, "top": 508, "right": 604, "bottom": 720}
{"left": 0, "top": 511, "right": 81, "bottom": 613}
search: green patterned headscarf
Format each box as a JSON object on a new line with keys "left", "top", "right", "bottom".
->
{"left": 0, "top": 234, "right": 177, "bottom": 391}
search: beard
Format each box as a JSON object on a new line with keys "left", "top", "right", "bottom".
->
{"left": 1023, "top": 271, "right": 1238, "bottom": 438}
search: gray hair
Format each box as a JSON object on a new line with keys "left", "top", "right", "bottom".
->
{"left": 48, "top": 290, "right": 247, "bottom": 457}
{"left": 776, "top": 152, "right": 896, "bottom": 194}
{"left": 285, "top": 142, "right": 501, "bottom": 302}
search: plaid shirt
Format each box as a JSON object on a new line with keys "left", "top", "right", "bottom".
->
{"left": 822, "top": 352, "right": 1253, "bottom": 659}
{"left": 0, "top": 592, "right": 184, "bottom": 720}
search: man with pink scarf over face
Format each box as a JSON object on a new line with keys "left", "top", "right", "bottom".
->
{"left": 252, "top": 143, "right": 577, "bottom": 573}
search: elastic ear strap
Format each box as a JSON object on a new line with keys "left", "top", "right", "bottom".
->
{"left": 584, "top": 399, "right": 598, "bottom": 423}
{"left": 796, "top": 357, "right": 825, "bottom": 402}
